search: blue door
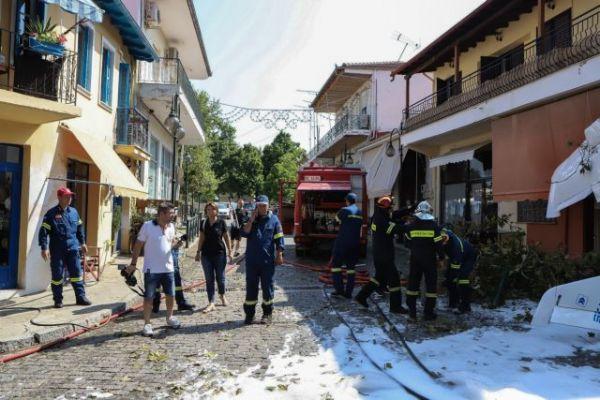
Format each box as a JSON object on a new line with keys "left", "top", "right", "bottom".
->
{"left": 0, "top": 145, "right": 22, "bottom": 289}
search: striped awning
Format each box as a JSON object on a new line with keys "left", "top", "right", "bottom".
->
{"left": 42, "top": 0, "right": 104, "bottom": 23}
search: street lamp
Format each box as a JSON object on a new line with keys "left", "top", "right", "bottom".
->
{"left": 164, "top": 110, "right": 180, "bottom": 132}
{"left": 386, "top": 128, "right": 398, "bottom": 157}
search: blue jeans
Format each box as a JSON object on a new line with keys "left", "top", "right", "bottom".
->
{"left": 144, "top": 272, "right": 175, "bottom": 299}
{"left": 201, "top": 254, "right": 226, "bottom": 303}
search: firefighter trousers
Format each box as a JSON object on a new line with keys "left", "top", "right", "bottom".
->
{"left": 356, "top": 254, "right": 403, "bottom": 311}
{"left": 50, "top": 249, "right": 85, "bottom": 304}
{"left": 406, "top": 255, "right": 438, "bottom": 316}
{"left": 243, "top": 263, "right": 275, "bottom": 317}
{"left": 331, "top": 246, "right": 358, "bottom": 297}
{"left": 445, "top": 253, "right": 476, "bottom": 312}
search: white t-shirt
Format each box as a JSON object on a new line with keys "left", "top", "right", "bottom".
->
{"left": 137, "top": 221, "right": 175, "bottom": 273}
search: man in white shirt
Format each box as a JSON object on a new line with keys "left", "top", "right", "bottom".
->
{"left": 126, "top": 203, "right": 182, "bottom": 336}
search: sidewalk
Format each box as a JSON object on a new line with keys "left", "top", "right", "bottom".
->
{"left": 0, "top": 240, "right": 245, "bottom": 356}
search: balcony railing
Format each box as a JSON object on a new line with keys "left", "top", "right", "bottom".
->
{"left": 0, "top": 29, "right": 78, "bottom": 104}
{"left": 137, "top": 57, "right": 203, "bottom": 127}
{"left": 308, "top": 114, "right": 370, "bottom": 160}
{"left": 116, "top": 107, "right": 149, "bottom": 150}
{"left": 403, "top": 6, "right": 600, "bottom": 132}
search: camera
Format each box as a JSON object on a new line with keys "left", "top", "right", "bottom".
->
{"left": 118, "top": 264, "right": 138, "bottom": 287}
{"left": 178, "top": 234, "right": 188, "bottom": 243}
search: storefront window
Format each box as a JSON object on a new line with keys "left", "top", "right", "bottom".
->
{"left": 443, "top": 183, "right": 467, "bottom": 225}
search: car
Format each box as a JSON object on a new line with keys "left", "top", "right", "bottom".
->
{"left": 243, "top": 202, "right": 255, "bottom": 212}
{"left": 217, "top": 202, "right": 232, "bottom": 219}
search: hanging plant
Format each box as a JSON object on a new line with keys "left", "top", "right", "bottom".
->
{"left": 26, "top": 17, "right": 66, "bottom": 45}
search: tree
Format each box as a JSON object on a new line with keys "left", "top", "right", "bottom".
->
{"left": 264, "top": 152, "right": 302, "bottom": 202}
{"left": 183, "top": 144, "right": 218, "bottom": 203}
{"left": 262, "top": 131, "right": 305, "bottom": 176}
{"left": 230, "top": 144, "right": 264, "bottom": 198}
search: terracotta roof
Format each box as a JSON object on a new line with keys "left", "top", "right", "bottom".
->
{"left": 391, "top": 0, "right": 537, "bottom": 76}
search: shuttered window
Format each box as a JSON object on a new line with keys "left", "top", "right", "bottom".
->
{"left": 77, "top": 25, "right": 93, "bottom": 90}
{"left": 100, "top": 46, "right": 114, "bottom": 106}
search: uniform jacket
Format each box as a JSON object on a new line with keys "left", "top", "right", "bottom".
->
{"left": 38, "top": 205, "right": 85, "bottom": 252}
{"left": 241, "top": 211, "right": 284, "bottom": 266}
{"left": 444, "top": 231, "right": 475, "bottom": 268}
{"left": 403, "top": 218, "right": 445, "bottom": 260}
{"left": 334, "top": 204, "right": 362, "bottom": 251}
{"left": 370, "top": 208, "right": 402, "bottom": 255}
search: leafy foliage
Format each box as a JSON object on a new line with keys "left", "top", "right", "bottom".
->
{"left": 183, "top": 144, "right": 218, "bottom": 203}
{"left": 261, "top": 131, "right": 306, "bottom": 202}
{"left": 230, "top": 144, "right": 264, "bottom": 198}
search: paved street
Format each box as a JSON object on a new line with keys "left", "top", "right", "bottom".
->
{"left": 0, "top": 240, "right": 341, "bottom": 399}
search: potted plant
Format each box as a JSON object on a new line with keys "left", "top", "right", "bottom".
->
{"left": 25, "top": 17, "right": 67, "bottom": 57}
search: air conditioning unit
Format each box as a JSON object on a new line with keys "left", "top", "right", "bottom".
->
{"left": 358, "top": 114, "right": 370, "bottom": 130}
{"left": 145, "top": 2, "right": 161, "bottom": 28}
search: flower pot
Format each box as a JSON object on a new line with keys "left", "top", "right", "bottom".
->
{"left": 26, "top": 37, "right": 64, "bottom": 57}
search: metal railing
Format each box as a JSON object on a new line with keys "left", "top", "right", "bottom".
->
{"left": 137, "top": 57, "right": 203, "bottom": 127}
{"left": 308, "top": 114, "right": 370, "bottom": 160}
{"left": 116, "top": 107, "right": 149, "bottom": 150}
{"left": 0, "top": 29, "right": 78, "bottom": 104}
{"left": 185, "top": 214, "right": 202, "bottom": 247}
{"left": 403, "top": 6, "right": 600, "bottom": 131}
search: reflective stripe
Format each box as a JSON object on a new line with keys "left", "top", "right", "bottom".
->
{"left": 386, "top": 222, "right": 396, "bottom": 235}
{"left": 389, "top": 286, "right": 401, "bottom": 292}
{"left": 425, "top": 292, "right": 438, "bottom": 298}
{"left": 51, "top": 279, "right": 62, "bottom": 285}
{"left": 155, "top": 288, "right": 161, "bottom": 293}
{"left": 348, "top": 215, "right": 363, "bottom": 220}
{"left": 70, "top": 277, "right": 83, "bottom": 283}
{"left": 263, "top": 299, "right": 274, "bottom": 305}
{"left": 371, "top": 223, "right": 377, "bottom": 232}
{"left": 433, "top": 235, "right": 444, "bottom": 242}
{"left": 175, "top": 286, "right": 183, "bottom": 291}
{"left": 42, "top": 222, "right": 52, "bottom": 231}
{"left": 369, "top": 278, "right": 379, "bottom": 285}
{"left": 410, "top": 230, "right": 434, "bottom": 238}
{"left": 335, "top": 216, "right": 340, "bottom": 223}
{"left": 450, "top": 263, "right": 461, "bottom": 269}
{"left": 406, "top": 290, "right": 420, "bottom": 296}
{"left": 273, "top": 232, "right": 284, "bottom": 239}
{"left": 346, "top": 270, "right": 356, "bottom": 275}
{"left": 458, "top": 279, "right": 470, "bottom": 285}
{"left": 78, "top": 219, "right": 83, "bottom": 225}
{"left": 331, "top": 268, "right": 342, "bottom": 273}
{"left": 404, "top": 233, "right": 411, "bottom": 241}
{"left": 244, "top": 300, "right": 258, "bottom": 306}
{"left": 458, "top": 238, "right": 464, "bottom": 253}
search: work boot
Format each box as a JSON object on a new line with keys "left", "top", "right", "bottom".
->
{"left": 260, "top": 314, "right": 273, "bottom": 325}
{"left": 331, "top": 290, "right": 346, "bottom": 298}
{"left": 344, "top": 271, "right": 356, "bottom": 299}
{"left": 458, "top": 285, "right": 472, "bottom": 314}
{"left": 423, "top": 312, "right": 437, "bottom": 321}
{"left": 424, "top": 296, "right": 437, "bottom": 317}
{"left": 244, "top": 314, "right": 255, "bottom": 325}
{"left": 152, "top": 295, "right": 161, "bottom": 313}
{"left": 354, "top": 294, "right": 369, "bottom": 308}
{"left": 447, "top": 285, "right": 459, "bottom": 309}
{"left": 408, "top": 310, "right": 417, "bottom": 322}
{"left": 244, "top": 303, "right": 256, "bottom": 325}
{"left": 389, "top": 290, "right": 407, "bottom": 314}
{"left": 54, "top": 302, "right": 63, "bottom": 309}
{"left": 331, "top": 270, "right": 344, "bottom": 294}
{"left": 76, "top": 296, "right": 92, "bottom": 306}
{"left": 177, "top": 301, "right": 195, "bottom": 311}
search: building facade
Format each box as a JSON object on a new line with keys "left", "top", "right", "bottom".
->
{"left": 393, "top": 0, "right": 600, "bottom": 256}
{"left": 0, "top": 0, "right": 210, "bottom": 296}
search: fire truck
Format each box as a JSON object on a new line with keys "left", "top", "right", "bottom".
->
{"left": 279, "top": 164, "right": 368, "bottom": 256}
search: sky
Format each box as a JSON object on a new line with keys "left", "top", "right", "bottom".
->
{"left": 193, "top": 0, "right": 486, "bottom": 151}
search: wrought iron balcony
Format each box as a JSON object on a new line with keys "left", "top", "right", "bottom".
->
{"left": 115, "top": 108, "right": 150, "bottom": 161}
{"left": 0, "top": 29, "right": 78, "bottom": 104}
{"left": 308, "top": 114, "right": 370, "bottom": 160}
{"left": 403, "top": 6, "right": 600, "bottom": 132}
{"left": 137, "top": 57, "right": 203, "bottom": 127}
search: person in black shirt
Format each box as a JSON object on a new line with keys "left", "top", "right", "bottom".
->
{"left": 195, "top": 202, "right": 233, "bottom": 313}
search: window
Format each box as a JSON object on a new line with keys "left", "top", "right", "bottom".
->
{"left": 161, "top": 147, "right": 172, "bottom": 200}
{"left": 100, "top": 45, "right": 114, "bottom": 106}
{"left": 77, "top": 25, "right": 93, "bottom": 90}
{"left": 517, "top": 200, "right": 556, "bottom": 223}
{"left": 480, "top": 44, "right": 525, "bottom": 83}
{"left": 148, "top": 137, "right": 159, "bottom": 199}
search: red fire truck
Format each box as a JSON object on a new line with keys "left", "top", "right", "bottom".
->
{"left": 279, "top": 164, "right": 368, "bottom": 256}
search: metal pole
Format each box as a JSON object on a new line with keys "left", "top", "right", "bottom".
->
{"left": 184, "top": 160, "right": 189, "bottom": 221}
{"left": 171, "top": 133, "right": 177, "bottom": 203}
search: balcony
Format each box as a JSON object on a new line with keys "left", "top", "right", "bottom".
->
{"left": 308, "top": 114, "right": 371, "bottom": 161}
{"left": 137, "top": 57, "right": 204, "bottom": 145}
{"left": 114, "top": 108, "right": 151, "bottom": 162}
{"left": 403, "top": 6, "right": 600, "bottom": 132}
{"left": 0, "top": 29, "right": 80, "bottom": 124}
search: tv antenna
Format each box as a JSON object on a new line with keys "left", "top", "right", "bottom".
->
{"left": 391, "top": 31, "right": 420, "bottom": 61}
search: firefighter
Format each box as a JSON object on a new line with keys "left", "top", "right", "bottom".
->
{"left": 330, "top": 192, "right": 363, "bottom": 299}
{"left": 241, "top": 195, "right": 285, "bottom": 325}
{"left": 38, "top": 187, "right": 92, "bottom": 308}
{"left": 355, "top": 196, "right": 408, "bottom": 313}
{"left": 441, "top": 228, "right": 477, "bottom": 313}
{"left": 153, "top": 209, "right": 195, "bottom": 312}
{"left": 403, "top": 201, "right": 445, "bottom": 321}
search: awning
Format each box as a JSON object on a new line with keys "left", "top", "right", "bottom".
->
{"left": 42, "top": 0, "right": 104, "bottom": 23}
{"left": 359, "top": 143, "right": 404, "bottom": 199}
{"left": 60, "top": 124, "right": 148, "bottom": 199}
{"left": 297, "top": 182, "right": 351, "bottom": 191}
{"left": 546, "top": 119, "right": 600, "bottom": 218}
{"left": 429, "top": 143, "right": 488, "bottom": 168}
{"left": 93, "top": 0, "right": 158, "bottom": 62}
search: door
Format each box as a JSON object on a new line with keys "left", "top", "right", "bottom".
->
{"left": 0, "top": 145, "right": 22, "bottom": 289}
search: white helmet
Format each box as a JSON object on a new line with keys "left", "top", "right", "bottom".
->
{"left": 414, "top": 201, "right": 434, "bottom": 220}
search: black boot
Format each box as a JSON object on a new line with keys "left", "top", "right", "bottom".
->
{"left": 244, "top": 303, "right": 255, "bottom": 325}
{"left": 260, "top": 314, "right": 273, "bottom": 325}
{"left": 424, "top": 296, "right": 437, "bottom": 320}
{"left": 176, "top": 290, "right": 195, "bottom": 311}
{"left": 406, "top": 295, "right": 418, "bottom": 321}
{"left": 261, "top": 303, "right": 273, "bottom": 323}
{"left": 447, "top": 284, "right": 459, "bottom": 309}
{"left": 344, "top": 272, "right": 356, "bottom": 299}
{"left": 354, "top": 282, "right": 376, "bottom": 309}
{"left": 152, "top": 292, "right": 161, "bottom": 313}
{"left": 389, "top": 290, "right": 408, "bottom": 314}
{"left": 76, "top": 296, "right": 92, "bottom": 306}
{"left": 458, "top": 285, "right": 472, "bottom": 314}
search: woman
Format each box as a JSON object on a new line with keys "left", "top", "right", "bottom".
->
{"left": 195, "top": 202, "right": 233, "bottom": 313}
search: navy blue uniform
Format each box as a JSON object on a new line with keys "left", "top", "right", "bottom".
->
{"left": 331, "top": 204, "right": 363, "bottom": 297}
{"left": 443, "top": 230, "right": 477, "bottom": 312}
{"left": 403, "top": 218, "right": 445, "bottom": 318}
{"left": 355, "top": 207, "right": 405, "bottom": 311}
{"left": 38, "top": 205, "right": 86, "bottom": 303}
{"left": 241, "top": 212, "right": 285, "bottom": 317}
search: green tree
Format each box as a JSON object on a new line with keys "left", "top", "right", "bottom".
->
{"left": 261, "top": 131, "right": 306, "bottom": 202}
{"left": 183, "top": 144, "right": 218, "bottom": 202}
{"left": 261, "top": 131, "right": 305, "bottom": 176}
{"left": 230, "top": 144, "right": 264, "bottom": 198}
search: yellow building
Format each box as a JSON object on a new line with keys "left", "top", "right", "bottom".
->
{"left": 392, "top": 0, "right": 600, "bottom": 256}
{"left": 0, "top": 0, "right": 210, "bottom": 296}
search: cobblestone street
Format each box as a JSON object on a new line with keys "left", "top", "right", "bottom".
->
{"left": 0, "top": 242, "right": 340, "bottom": 400}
